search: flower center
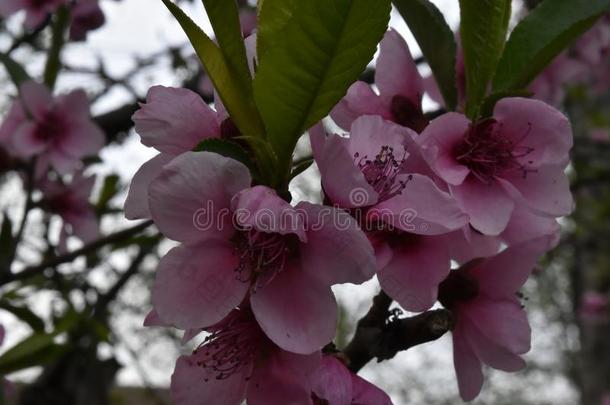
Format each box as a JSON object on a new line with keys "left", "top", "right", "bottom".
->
{"left": 33, "top": 111, "right": 66, "bottom": 142}
{"left": 354, "top": 145, "right": 410, "bottom": 203}
{"left": 390, "top": 95, "right": 428, "bottom": 133}
{"left": 453, "top": 118, "right": 535, "bottom": 184}
{"left": 438, "top": 269, "right": 479, "bottom": 310}
{"left": 232, "top": 230, "right": 299, "bottom": 290}
{"left": 194, "top": 309, "right": 266, "bottom": 381}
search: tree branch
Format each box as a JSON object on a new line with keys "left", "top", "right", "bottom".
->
{"left": 343, "top": 291, "right": 454, "bottom": 372}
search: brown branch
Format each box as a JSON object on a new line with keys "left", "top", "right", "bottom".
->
{"left": 0, "top": 220, "right": 154, "bottom": 285}
{"left": 343, "top": 291, "right": 454, "bottom": 372}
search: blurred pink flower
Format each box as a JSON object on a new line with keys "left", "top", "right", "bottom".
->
{"left": 310, "top": 356, "right": 393, "bottom": 405}
{"left": 40, "top": 171, "right": 99, "bottom": 250}
{"left": 125, "top": 86, "right": 223, "bottom": 219}
{"left": 149, "top": 151, "right": 376, "bottom": 354}
{"left": 69, "top": 0, "right": 105, "bottom": 41}
{"left": 0, "top": 0, "right": 66, "bottom": 29}
{"left": 580, "top": 291, "right": 609, "bottom": 323}
{"left": 418, "top": 97, "right": 573, "bottom": 235}
{"left": 0, "top": 81, "right": 104, "bottom": 177}
{"left": 171, "top": 306, "right": 320, "bottom": 405}
{"left": 439, "top": 235, "right": 553, "bottom": 401}
{"left": 331, "top": 29, "right": 427, "bottom": 133}
{"left": 529, "top": 53, "right": 588, "bottom": 106}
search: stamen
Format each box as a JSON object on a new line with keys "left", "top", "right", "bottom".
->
{"left": 354, "top": 145, "right": 411, "bottom": 203}
{"left": 453, "top": 119, "right": 536, "bottom": 183}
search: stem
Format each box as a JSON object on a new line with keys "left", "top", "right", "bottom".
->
{"left": 0, "top": 220, "right": 155, "bottom": 285}
{"left": 43, "top": 6, "right": 70, "bottom": 90}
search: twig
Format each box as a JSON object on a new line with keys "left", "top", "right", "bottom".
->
{"left": 343, "top": 290, "right": 453, "bottom": 372}
{"left": 0, "top": 220, "right": 154, "bottom": 285}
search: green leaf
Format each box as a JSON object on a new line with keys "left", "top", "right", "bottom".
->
{"left": 392, "top": 0, "right": 458, "bottom": 110}
{"left": 96, "top": 174, "right": 120, "bottom": 213}
{"left": 253, "top": 0, "right": 391, "bottom": 176}
{"left": 0, "top": 53, "right": 32, "bottom": 90}
{"left": 459, "top": 0, "right": 511, "bottom": 118}
{"left": 161, "top": 0, "right": 264, "bottom": 138}
{"left": 256, "top": 0, "right": 297, "bottom": 58}
{"left": 43, "top": 6, "right": 69, "bottom": 90}
{"left": 0, "top": 301, "right": 45, "bottom": 332}
{"left": 194, "top": 138, "right": 257, "bottom": 174}
{"left": 493, "top": 0, "right": 610, "bottom": 92}
{"left": 201, "top": 0, "right": 252, "bottom": 88}
{"left": 0, "top": 215, "right": 14, "bottom": 271}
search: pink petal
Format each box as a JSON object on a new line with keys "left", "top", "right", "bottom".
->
{"left": 12, "top": 122, "right": 47, "bottom": 156}
{"left": 152, "top": 242, "right": 248, "bottom": 330}
{"left": 247, "top": 350, "right": 318, "bottom": 405}
{"left": 351, "top": 373, "right": 393, "bottom": 405}
{"left": 501, "top": 205, "right": 560, "bottom": 247}
{"left": 450, "top": 177, "right": 515, "bottom": 236}
{"left": 464, "top": 312, "right": 526, "bottom": 372}
{"left": 133, "top": 86, "right": 220, "bottom": 154}
{"left": 445, "top": 227, "right": 501, "bottom": 264}
{"left": 56, "top": 89, "right": 91, "bottom": 121}
{"left": 124, "top": 153, "right": 173, "bottom": 220}
{"left": 376, "top": 29, "right": 423, "bottom": 107}
{"left": 232, "top": 185, "right": 306, "bottom": 241}
{"left": 498, "top": 164, "right": 573, "bottom": 217}
{"left": 317, "top": 133, "right": 378, "bottom": 208}
{"left": 149, "top": 151, "right": 251, "bottom": 243}
{"left": 171, "top": 355, "right": 247, "bottom": 405}
{"left": 465, "top": 299, "right": 531, "bottom": 355}
{"left": 251, "top": 266, "right": 337, "bottom": 354}
{"left": 59, "top": 119, "right": 105, "bottom": 158}
{"left": 494, "top": 98, "right": 572, "bottom": 167}
{"left": 330, "top": 81, "right": 391, "bottom": 130}
{"left": 298, "top": 202, "right": 376, "bottom": 286}
{"left": 347, "top": 115, "right": 409, "bottom": 163}
{"left": 310, "top": 357, "right": 353, "bottom": 405}
{"left": 467, "top": 236, "right": 552, "bottom": 298}
{"left": 418, "top": 113, "right": 471, "bottom": 186}
{"left": 63, "top": 209, "right": 99, "bottom": 244}
{"left": 378, "top": 235, "right": 450, "bottom": 312}
{"left": 143, "top": 309, "right": 168, "bottom": 327}
{"left": 452, "top": 323, "right": 484, "bottom": 402}
{"left": 0, "top": 0, "right": 25, "bottom": 17}
{"left": 369, "top": 174, "right": 469, "bottom": 235}
{"left": 19, "top": 81, "right": 53, "bottom": 120}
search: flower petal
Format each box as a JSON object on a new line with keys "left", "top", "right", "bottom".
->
{"left": 152, "top": 242, "right": 248, "bottom": 330}
{"left": 310, "top": 357, "right": 353, "bottom": 405}
{"left": 351, "top": 373, "right": 393, "bottom": 405}
{"left": 125, "top": 153, "right": 174, "bottom": 220}
{"left": 378, "top": 235, "right": 450, "bottom": 312}
{"left": 149, "top": 151, "right": 251, "bottom": 243}
{"left": 330, "top": 81, "right": 391, "bottom": 130}
{"left": 133, "top": 86, "right": 220, "bottom": 154}
{"left": 251, "top": 267, "right": 337, "bottom": 354}
{"left": 298, "top": 202, "right": 376, "bottom": 286}
{"left": 452, "top": 323, "right": 484, "bottom": 402}
{"left": 19, "top": 81, "right": 52, "bottom": 120}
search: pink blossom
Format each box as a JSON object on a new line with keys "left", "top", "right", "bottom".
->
{"left": 125, "top": 86, "right": 223, "bottom": 220}
{"left": 171, "top": 306, "right": 321, "bottom": 405}
{"left": 438, "top": 235, "right": 553, "bottom": 401}
{"left": 580, "top": 291, "right": 609, "bottom": 323}
{"left": 0, "top": 81, "right": 104, "bottom": 176}
{"left": 331, "top": 29, "right": 427, "bottom": 133}
{"left": 418, "top": 97, "right": 573, "bottom": 235}
{"left": 149, "top": 151, "right": 376, "bottom": 354}
{"left": 39, "top": 171, "right": 99, "bottom": 249}
{"left": 311, "top": 115, "right": 468, "bottom": 311}
{"left": 529, "top": 53, "right": 588, "bottom": 106}
{"left": 310, "top": 356, "right": 393, "bottom": 405}
{"left": 69, "top": 0, "right": 105, "bottom": 42}
{"left": 0, "top": 0, "right": 66, "bottom": 29}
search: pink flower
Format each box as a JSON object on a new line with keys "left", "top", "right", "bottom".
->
{"left": 40, "top": 171, "right": 99, "bottom": 249}
{"left": 0, "top": 0, "right": 66, "bottom": 29}
{"left": 418, "top": 97, "right": 574, "bottom": 235}
{"left": 0, "top": 81, "right": 104, "bottom": 176}
{"left": 529, "top": 53, "right": 588, "bottom": 106}
{"left": 438, "top": 235, "right": 553, "bottom": 401}
{"left": 69, "top": 0, "right": 105, "bottom": 42}
{"left": 149, "top": 151, "right": 376, "bottom": 354}
{"left": 331, "top": 29, "right": 427, "bottom": 133}
{"left": 125, "top": 86, "right": 223, "bottom": 220}
{"left": 579, "top": 291, "right": 609, "bottom": 323}
{"left": 310, "top": 356, "right": 393, "bottom": 405}
{"left": 311, "top": 115, "right": 468, "bottom": 311}
{"left": 171, "top": 306, "right": 321, "bottom": 405}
